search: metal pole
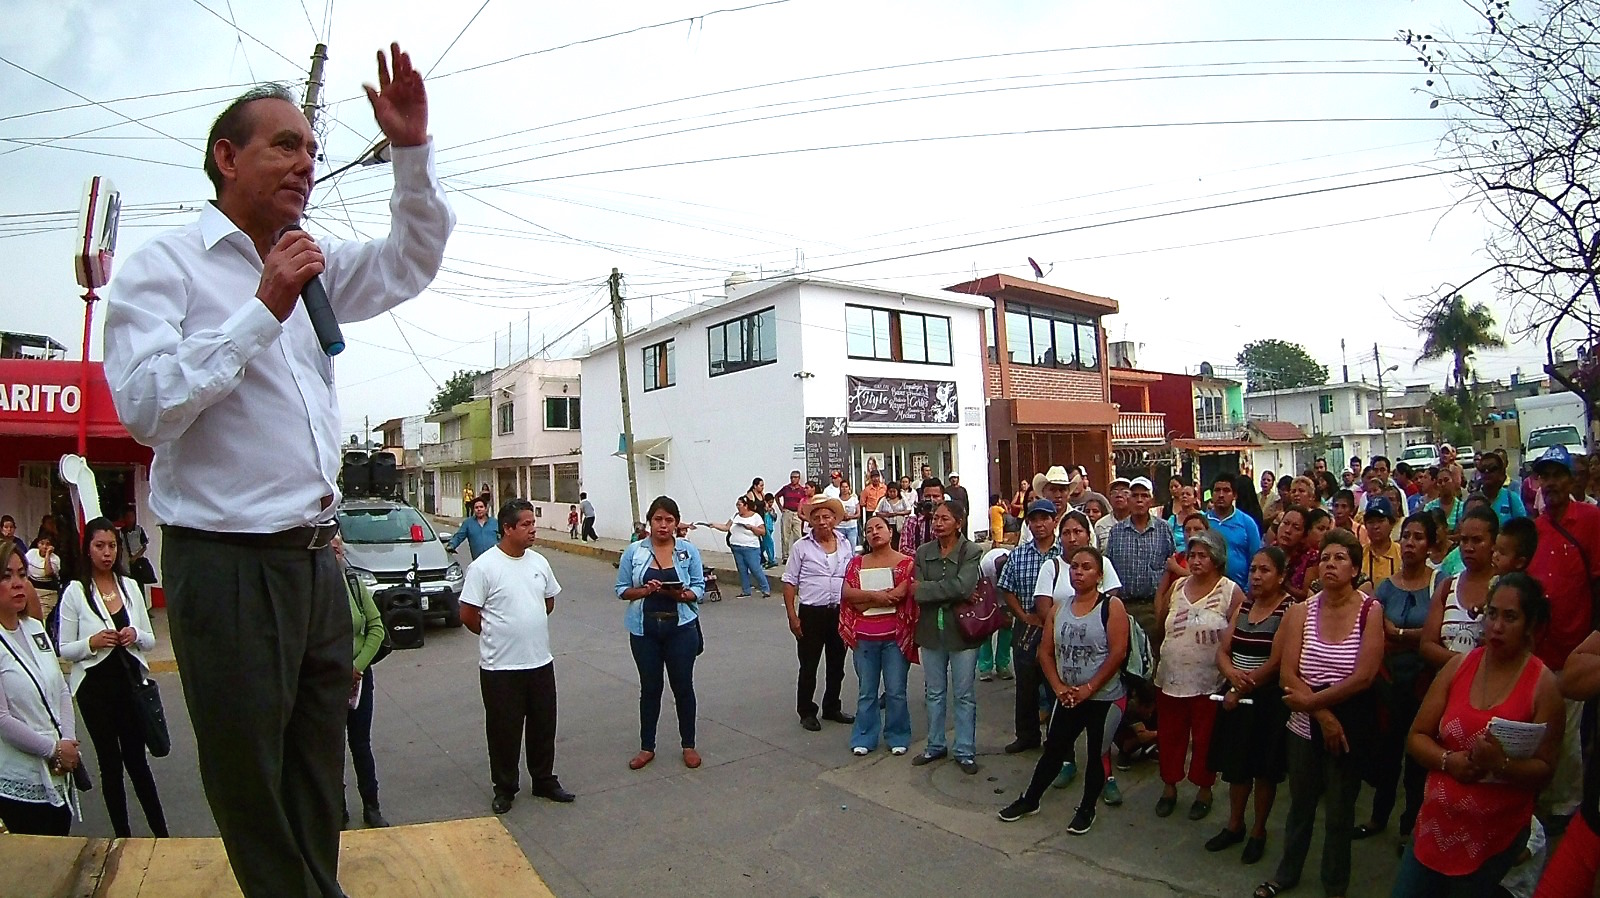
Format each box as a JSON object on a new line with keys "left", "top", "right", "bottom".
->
{"left": 610, "top": 269, "right": 641, "bottom": 527}
{"left": 77, "top": 288, "right": 97, "bottom": 458}
{"left": 1375, "top": 343, "right": 1389, "bottom": 459}
{"left": 302, "top": 43, "right": 329, "bottom": 130}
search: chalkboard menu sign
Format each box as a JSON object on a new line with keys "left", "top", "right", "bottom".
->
{"left": 846, "top": 376, "right": 960, "bottom": 425}
{"left": 805, "top": 416, "right": 849, "bottom": 484}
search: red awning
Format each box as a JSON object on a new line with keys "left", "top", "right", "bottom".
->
{"left": 0, "top": 359, "right": 131, "bottom": 440}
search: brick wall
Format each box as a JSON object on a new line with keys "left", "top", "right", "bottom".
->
{"left": 987, "top": 364, "right": 1105, "bottom": 402}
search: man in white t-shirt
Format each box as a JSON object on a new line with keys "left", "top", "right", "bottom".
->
{"left": 460, "top": 499, "right": 573, "bottom": 814}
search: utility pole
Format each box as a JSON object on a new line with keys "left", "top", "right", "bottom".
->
{"left": 301, "top": 43, "right": 329, "bottom": 131}
{"left": 610, "top": 268, "right": 641, "bottom": 527}
{"left": 1374, "top": 343, "right": 1390, "bottom": 460}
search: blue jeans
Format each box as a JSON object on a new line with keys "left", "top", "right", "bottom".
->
{"left": 760, "top": 529, "right": 776, "bottom": 567}
{"left": 921, "top": 646, "right": 979, "bottom": 760}
{"left": 837, "top": 522, "right": 859, "bottom": 550}
{"left": 730, "top": 545, "right": 770, "bottom": 594}
{"left": 851, "top": 638, "right": 911, "bottom": 751}
{"left": 630, "top": 617, "right": 699, "bottom": 751}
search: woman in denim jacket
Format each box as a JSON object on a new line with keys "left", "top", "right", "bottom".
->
{"left": 614, "top": 496, "right": 707, "bottom": 771}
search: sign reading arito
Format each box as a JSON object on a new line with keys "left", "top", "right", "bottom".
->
{"left": 804, "top": 417, "right": 849, "bottom": 485}
{"left": 846, "top": 376, "right": 960, "bottom": 425}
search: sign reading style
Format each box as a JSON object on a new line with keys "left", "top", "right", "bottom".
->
{"left": 846, "top": 376, "right": 959, "bottom": 426}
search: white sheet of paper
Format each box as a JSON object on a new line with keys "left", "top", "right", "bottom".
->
{"left": 1489, "top": 717, "right": 1547, "bottom": 760}
{"left": 859, "top": 567, "right": 896, "bottom": 616}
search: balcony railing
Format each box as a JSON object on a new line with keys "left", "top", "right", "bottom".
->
{"left": 1113, "top": 411, "right": 1167, "bottom": 444}
{"left": 1194, "top": 418, "right": 1249, "bottom": 441}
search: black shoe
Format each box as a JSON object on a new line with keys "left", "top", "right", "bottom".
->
{"left": 1004, "top": 738, "right": 1041, "bottom": 754}
{"left": 363, "top": 806, "right": 391, "bottom": 828}
{"left": 1352, "top": 823, "right": 1386, "bottom": 840}
{"left": 957, "top": 758, "right": 980, "bottom": 775}
{"left": 1066, "top": 807, "right": 1096, "bottom": 835}
{"left": 800, "top": 715, "right": 822, "bottom": 731}
{"left": 1242, "top": 836, "right": 1268, "bottom": 865}
{"left": 1189, "top": 797, "right": 1213, "bottom": 821}
{"left": 998, "top": 799, "right": 1040, "bottom": 822}
{"left": 911, "top": 749, "right": 947, "bottom": 766}
{"left": 491, "top": 795, "right": 513, "bottom": 815}
{"left": 821, "top": 710, "right": 856, "bottom": 725}
{"left": 1205, "top": 827, "right": 1245, "bottom": 852}
{"left": 1154, "top": 794, "right": 1177, "bottom": 817}
{"left": 532, "top": 785, "right": 576, "bottom": 803}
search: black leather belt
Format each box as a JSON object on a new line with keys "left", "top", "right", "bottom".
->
{"left": 164, "top": 522, "right": 341, "bottom": 551}
{"left": 646, "top": 611, "right": 679, "bottom": 620}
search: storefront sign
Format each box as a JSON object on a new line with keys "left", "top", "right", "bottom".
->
{"left": 804, "top": 417, "right": 849, "bottom": 485}
{"left": 846, "top": 376, "right": 959, "bottom": 426}
{"left": 0, "top": 359, "right": 127, "bottom": 439}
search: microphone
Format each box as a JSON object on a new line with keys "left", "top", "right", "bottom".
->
{"left": 278, "top": 224, "right": 345, "bottom": 356}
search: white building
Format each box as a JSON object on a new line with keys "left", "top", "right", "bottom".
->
{"left": 1244, "top": 381, "right": 1431, "bottom": 471}
{"left": 486, "top": 356, "right": 582, "bottom": 524}
{"left": 579, "top": 276, "right": 993, "bottom": 550}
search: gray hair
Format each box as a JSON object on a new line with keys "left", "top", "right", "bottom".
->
{"left": 1079, "top": 491, "right": 1110, "bottom": 515}
{"left": 203, "top": 83, "right": 299, "bottom": 194}
{"left": 1186, "top": 529, "right": 1229, "bottom": 569}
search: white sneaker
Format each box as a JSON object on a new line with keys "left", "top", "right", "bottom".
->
{"left": 890, "top": 746, "right": 908, "bottom": 756}
{"left": 851, "top": 747, "right": 869, "bottom": 756}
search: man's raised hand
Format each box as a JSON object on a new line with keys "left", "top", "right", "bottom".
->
{"left": 365, "top": 42, "right": 428, "bottom": 147}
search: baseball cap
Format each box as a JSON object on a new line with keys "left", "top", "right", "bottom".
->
{"left": 1109, "top": 476, "right": 1132, "bottom": 489}
{"left": 948, "top": 472, "right": 960, "bottom": 479}
{"left": 1128, "top": 476, "right": 1154, "bottom": 492}
{"left": 1025, "top": 499, "right": 1058, "bottom": 518}
{"left": 1363, "top": 496, "right": 1396, "bottom": 520}
{"left": 1532, "top": 445, "right": 1575, "bottom": 474}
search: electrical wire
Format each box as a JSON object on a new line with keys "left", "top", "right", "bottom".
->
{"left": 184, "top": 0, "right": 303, "bottom": 70}
{"left": 0, "top": 54, "right": 204, "bottom": 151}
{"left": 425, "top": 0, "right": 494, "bottom": 78}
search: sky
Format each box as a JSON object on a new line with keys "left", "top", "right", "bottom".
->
{"left": 0, "top": 0, "right": 1566, "bottom": 440}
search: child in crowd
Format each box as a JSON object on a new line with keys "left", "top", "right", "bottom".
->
{"left": 568, "top": 504, "right": 580, "bottom": 539}
{"left": 1492, "top": 516, "right": 1538, "bottom": 577}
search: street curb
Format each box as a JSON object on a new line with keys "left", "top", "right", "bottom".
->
{"left": 532, "top": 537, "right": 622, "bottom": 565}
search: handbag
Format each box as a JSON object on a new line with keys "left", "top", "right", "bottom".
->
{"left": 0, "top": 625, "right": 92, "bottom": 792}
{"left": 89, "top": 577, "right": 170, "bottom": 757}
{"left": 956, "top": 546, "right": 1007, "bottom": 642}
{"left": 129, "top": 557, "right": 157, "bottom": 585}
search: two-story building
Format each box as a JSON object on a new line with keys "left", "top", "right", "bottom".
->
{"left": 486, "top": 356, "right": 582, "bottom": 524}
{"left": 1244, "top": 382, "right": 1391, "bottom": 473}
{"left": 420, "top": 390, "right": 492, "bottom": 518}
{"left": 945, "top": 275, "right": 1117, "bottom": 495}
{"left": 375, "top": 414, "right": 439, "bottom": 509}
{"left": 580, "top": 275, "right": 991, "bottom": 548}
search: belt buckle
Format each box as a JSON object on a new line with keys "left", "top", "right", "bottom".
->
{"left": 307, "top": 523, "right": 338, "bottom": 550}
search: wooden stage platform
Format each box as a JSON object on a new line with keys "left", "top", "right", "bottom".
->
{"left": 4, "top": 817, "right": 556, "bottom": 897}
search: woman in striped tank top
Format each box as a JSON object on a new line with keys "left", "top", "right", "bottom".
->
{"left": 1255, "top": 528, "right": 1385, "bottom": 898}
{"left": 1206, "top": 547, "right": 1291, "bottom": 865}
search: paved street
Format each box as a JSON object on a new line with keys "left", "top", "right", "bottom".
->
{"left": 72, "top": 545, "right": 1404, "bottom": 897}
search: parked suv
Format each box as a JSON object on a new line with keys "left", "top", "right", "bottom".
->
{"left": 1398, "top": 443, "right": 1442, "bottom": 472}
{"left": 337, "top": 498, "right": 464, "bottom": 627}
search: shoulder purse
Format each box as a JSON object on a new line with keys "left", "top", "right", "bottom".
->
{"left": 0, "top": 627, "right": 93, "bottom": 792}
{"left": 956, "top": 544, "right": 1006, "bottom": 642}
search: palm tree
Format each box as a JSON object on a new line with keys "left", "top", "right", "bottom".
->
{"left": 1418, "top": 294, "right": 1505, "bottom": 425}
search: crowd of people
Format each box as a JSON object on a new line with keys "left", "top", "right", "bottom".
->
{"left": 653, "top": 444, "right": 1600, "bottom": 898}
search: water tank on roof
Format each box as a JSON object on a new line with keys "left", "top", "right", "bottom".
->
{"left": 725, "top": 271, "right": 751, "bottom": 292}
{"left": 1199, "top": 361, "right": 1215, "bottom": 378}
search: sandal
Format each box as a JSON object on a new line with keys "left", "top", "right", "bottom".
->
{"left": 1252, "top": 882, "right": 1286, "bottom": 898}
{"left": 628, "top": 750, "right": 655, "bottom": 770}
{"left": 682, "top": 748, "right": 702, "bottom": 769}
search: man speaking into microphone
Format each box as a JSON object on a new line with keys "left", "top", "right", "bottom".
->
{"left": 103, "top": 44, "right": 452, "bottom": 898}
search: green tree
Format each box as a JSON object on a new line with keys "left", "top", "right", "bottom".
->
{"left": 1425, "top": 393, "right": 1474, "bottom": 447}
{"left": 429, "top": 369, "right": 485, "bottom": 414}
{"left": 1236, "top": 340, "right": 1329, "bottom": 393}
{"left": 1418, "top": 294, "right": 1504, "bottom": 430}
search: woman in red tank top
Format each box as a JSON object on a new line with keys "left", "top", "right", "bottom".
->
{"left": 1396, "top": 572, "right": 1565, "bottom": 896}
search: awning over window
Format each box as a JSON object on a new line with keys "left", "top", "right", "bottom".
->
{"left": 614, "top": 435, "right": 671, "bottom": 465}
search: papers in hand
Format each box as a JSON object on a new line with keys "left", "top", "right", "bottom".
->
{"left": 1488, "top": 717, "right": 1546, "bottom": 760}
{"left": 859, "top": 566, "right": 897, "bottom": 616}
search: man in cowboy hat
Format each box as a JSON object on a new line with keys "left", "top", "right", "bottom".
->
{"left": 781, "top": 496, "right": 855, "bottom": 731}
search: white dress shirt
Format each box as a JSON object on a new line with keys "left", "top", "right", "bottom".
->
{"left": 104, "top": 142, "right": 454, "bottom": 533}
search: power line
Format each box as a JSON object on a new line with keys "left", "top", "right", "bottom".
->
{"left": 0, "top": 54, "right": 203, "bottom": 151}
{"left": 0, "top": 82, "right": 254, "bottom": 124}
{"left": 184, "top": 0, "right": 302, "bottom": 69}
{"left": 425, "top": 0, "right": 494, "bottom": 78}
